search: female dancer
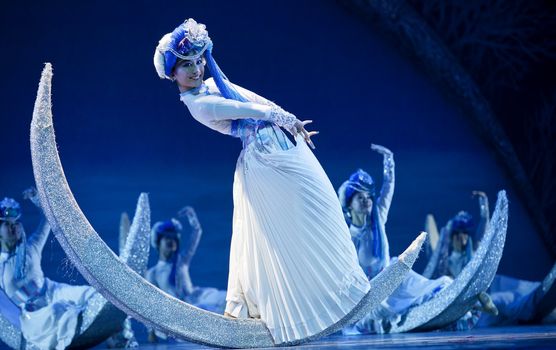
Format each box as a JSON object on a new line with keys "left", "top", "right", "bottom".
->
{"left": 426, "top": 194, "right": 553, "bottom": 328}
{"left": 145, "top": 207, "right": 226, "bottom": 342}
{"left": 153, "top": 18, "right": 370, "bottom": 344}
{"left": 0, "top": 189, "right": 96, "bottom": 349}
{"left": 337, "top": 145, "right": 493, "bottom": 334}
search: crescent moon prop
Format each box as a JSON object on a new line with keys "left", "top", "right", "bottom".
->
{"left": 389, "top": 190, "right": 508, "bottom": 333}
{"left": 30, "top": 63, "right": 425, "bottom": 348}
{"left": 0, "top": 193, "right": 151, "bottom": 350}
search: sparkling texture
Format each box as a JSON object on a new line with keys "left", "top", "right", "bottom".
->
{"left": 268, "top": 105, "right": 298, "bottom": 130}
{"left": 29, "top": 63, "right": 424, "bottom": 348}
{"left": 72, "top": 193, "right": 151, "bottom": 348}
{"left": 0, "top": 315, "right": 24, "bottom": 350}
{"left": 388, "top": 191, "right": 508, "bottom": 333}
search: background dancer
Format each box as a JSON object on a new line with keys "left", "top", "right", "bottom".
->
{"left": 145, "top": 206, "right": 225, "bottom": 342}
{"left": 338, "top": 145, "right": 495, "bottom": 334}
{"left": 0, "top": 188, "right": 96, "bottom": 349}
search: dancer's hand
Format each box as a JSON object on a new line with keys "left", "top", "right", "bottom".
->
{"left": 22, "top": 187, "right": 41, "bottom": 208}
{"left": 291, "top": 120, "right": 318, "bottom": 149}
{"left": 370, "top": 144, "right": 392, "bottom": 156}
{"left": 472, "top": 191, "right": 489, "bottom": 216}
{"left": 178, "top": 206, "right": 201, "bottom": 230}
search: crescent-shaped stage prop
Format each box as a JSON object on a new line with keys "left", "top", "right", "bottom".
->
{"left": 0, "top": 290, "right": 21, "bottom": 350}
{"left": 388, "top": 190, "right": 508, "bottom": 333}
{"left": 69, "top": 193, "right": 151, "bottom": 349}
{"left": 0, "top": 193, "right": 151, "bottom": 350}
{"left": 29, "top": 63, "right": 425, "bottom": 348}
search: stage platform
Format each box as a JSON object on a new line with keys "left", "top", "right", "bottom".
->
{"left": 120, "top": 325, "right": 556, "bottom": 350}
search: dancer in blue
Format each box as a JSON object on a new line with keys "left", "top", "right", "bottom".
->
{"left": 145, "top": 207, "right": 226, "bottom": 342}
{"left": 338, "top": 145, "right": 497, "bottom": 334}
{"left": 425, "top": 192, "right": 554, "bottom": 328}
{"left": 154, "top": 18, "right": 370, "bottom": 343}
{"left": 0, "top": 189, "right": 96, "bottom": 349}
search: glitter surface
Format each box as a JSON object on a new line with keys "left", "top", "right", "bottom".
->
{"left": 72, "top": 193, "right": 151, "bottom": 348}
{"left": 0, "top": 315, "right": 23, "bottom": 349}
{"left": 29, "top": 63, "right": 426, "bottom": 348}
{"left": 388, "top": 191, "right": 508, "bottom": 333}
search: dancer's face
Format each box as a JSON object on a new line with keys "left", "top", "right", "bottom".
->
{"left": 451, "top": 231, "right": 469, "bottom": 252}
{"left": 0, "top": 221, "right": 23, "bottom": 251}
{"left": 349, "top": 192, "right": 373, "bottom": 215}
{"left": 158, "top": 236, "right": 178, "bottom": 260}
{"left": 173, "top": 57, "right": 206, "bottom": 92}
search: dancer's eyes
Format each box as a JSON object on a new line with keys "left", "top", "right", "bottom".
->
{"left": 181, "top": 59, "right": 204, "bottom": 67}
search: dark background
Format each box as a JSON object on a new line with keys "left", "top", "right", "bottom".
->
{"left": 1, "top": 0, "right": 554, "bottom": 295}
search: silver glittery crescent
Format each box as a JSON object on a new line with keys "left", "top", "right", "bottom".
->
{"left": 387, "top": 190, "right": 508, "bottom": 333}
{"left": 29, "top": 63, "right": 426, "bottom": 348}
{"left": 0, "top": 193, "right": 151, "bottom": 350}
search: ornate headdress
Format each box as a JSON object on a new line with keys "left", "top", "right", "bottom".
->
{"left": 0, "top": 197, "right": 22, "bottom": 223}
{"left": 150, "top": 218, "right": 183, "bottom": 249}
{"left": 154, "top": 18, "right": 249, "bottom": 103}
{"left": 338, "top": 169, "right": 376, "bottom": 210}
{"left": 154, "top": 18, "right": 213, "bottom": 80}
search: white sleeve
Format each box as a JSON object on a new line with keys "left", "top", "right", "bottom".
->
{"left": 184, "top": 90, "right": 297, "bottom": 129}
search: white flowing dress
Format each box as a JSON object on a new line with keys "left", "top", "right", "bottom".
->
{"left": 180, "top": 79, "right": 370, "bottom": 344}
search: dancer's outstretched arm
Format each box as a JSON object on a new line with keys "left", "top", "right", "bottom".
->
{"left": 22, "top": 187, "right": 50, "bottom": 254}
{"left": 177, "top": 206, "right": 203, "bottom": 267}
{"left": 425, "top": 214, "right": 440, "bottom": 254}
{"left": 372, "top": 144, "right": 395, "bottom": 225}
{"left": 185, "top": 89, "right": 317, "bottom": 148}
{"left": 372, "top": 144, "right": 394, "bottom": 263}
{"left": 472, "top": 191, "right": 490, "bottom": 244}
{"left": 176, "top": 206, "right": 203, "bottom": 297}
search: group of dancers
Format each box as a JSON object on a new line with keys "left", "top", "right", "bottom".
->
{"left": 1, "top": 17, "right": 555, "bottom": 349}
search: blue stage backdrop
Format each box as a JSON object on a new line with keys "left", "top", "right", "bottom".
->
{"left": 0, "top": 0, "right": 552, "bottom": 290}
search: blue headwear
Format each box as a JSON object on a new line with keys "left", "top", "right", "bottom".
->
{"left": 0, "top": 197, "right": 22, "bottom": 222}
{"left": 338, "top": 169, "right": 385, "bottom": 269}
{"left": 153, "top": 18, "right": 244, "bottom": 101}
{"left": 154, "top": 18, "right": 274, "bottom": 142}
{"left": 450, "top": 211, "right": 474, "bottom": 236}
{"left": 339, "top": 169, "right": 376, "bottom": 209}
{"left": 150, "top": 218, "right": 183, "bottom": 249}
{"left": 154, "top": 18, "right": 213, "bottom": 80}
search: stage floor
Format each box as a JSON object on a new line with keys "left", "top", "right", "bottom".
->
{"left": 125, "top": 325, "right": 556, "bottom": 350}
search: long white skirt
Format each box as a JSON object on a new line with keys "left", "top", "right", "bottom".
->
{"left": 225, "top": 134, "right": 370, "bottom": 344}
